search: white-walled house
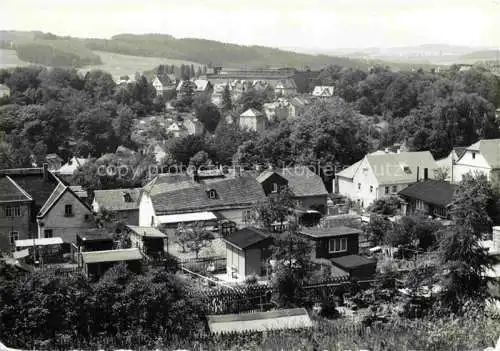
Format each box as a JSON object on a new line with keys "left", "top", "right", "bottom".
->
{"left": 138, "top": 172, "right": 266, "bottom": 230}
{"left": 239, "top": 108, "right": 266, "bottom": 133}
{"left": 451, "top": 139, "right": 500, "bottom": 184}
{"left": 336, "top": 151, "right": 439, "bottom": 208}
{"left": 37, "top": 182, "right": 94, "bottom": 243}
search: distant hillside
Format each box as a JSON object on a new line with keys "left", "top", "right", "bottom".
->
{"left": 461, "top": 50, "right": 500, "bottom": 61}
{"left": 16, "top": 39, "right": 102, "bottom": 68}
{"left": 84, "top": 33, "right": 371, "bottom": 70}
{"left": 0, "top": 30, "right": 448, "bottom": 72}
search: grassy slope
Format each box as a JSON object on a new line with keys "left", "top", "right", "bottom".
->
{"left": 79, "top": 51, "right": 202, "bottom": 78}
{"left": 0, "top": 49, "right": 31, "bottom": 68}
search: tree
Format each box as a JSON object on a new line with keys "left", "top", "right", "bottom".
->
{"left": 436, "top": 226, "right": 495, "bottom": 313}
{"left": 271, "top": 227, "right": 315, "bottom": 308}
{"left": 221, "top": 84, "right": 232, "bottom": 112}
{"left": 254, "top": 187, "right": 295, "bottom": 230}
{"left": 368, "top": 196, "right": 402, "bottom": 216}
{"left": 83, "top": 70, "right": 116, "bottom": 101}
{"left": 112, "top": 104, "right": 135, "bottom": 146}
{"left": 193, "top": 95, "right": 220, "bottom": 133}
{"left": 189, "top": 150, "right": 211, "bottom": 168}
{"left": 237, "top": 88, "right": 268, "bottom": 113}
{"left": 166, "top": 135, "right": 209, "bottom": 165}
{"left": 175, "top": 222, "right": 215, "bottom": 258}
{"left": 449, "top": 172, "right": 495, "bottom": 237}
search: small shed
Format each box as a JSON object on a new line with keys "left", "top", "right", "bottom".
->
{"left": 126, "top": 225, "right": 166, "bottom": 256}
{"left": 207, "top": 308, "right": 312, "bottom": 334}
{"left": 299, "top": 226, "right": 362, "bottom": 259}
{"left": 224, "top": 227, "right": 273, "bottom": 281}
{"left": 331, "top": 254, "right": 377, "bottom": 280}
{"left": 81, "top": 248, "right": 143, "bottom": 279}
{"left": 76, "top": 229, "right": 114, "bottom": 252}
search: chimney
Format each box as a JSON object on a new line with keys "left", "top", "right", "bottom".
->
{"left": 42, "top": 163, "right": 49, "bottom": 181}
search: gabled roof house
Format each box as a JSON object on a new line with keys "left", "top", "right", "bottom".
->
{"left": 139, "top": 171, "right": 266, "bottom": 228}
{"left": 336, "top": 151, "right": 439, "bottom": 208}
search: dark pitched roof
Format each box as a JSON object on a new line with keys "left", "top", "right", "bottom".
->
{"left": 0, "top": 176, "right": 32, "bottom": 203}
{"left": 148, "top": 174, "right": 266, "bottom": 214}
{"left": 331, "top": 255, "right": 376, "bottom": 269}
{"left": 398, "top": 180, "right": 457, "bottom": 207}
{"left": 300, "top": 226, "right": 362, "bottom": 239}
{"left": 0, "top": 167, "right": 59, "bottom": 211}
{"left": 93, "top": 188, "right": 141, "bottom": 211}
{"left": 453, "top": 147, "right": 467, "bottom": 159}
{"left": 224, "top": 227, "right": 272, "bottom": 250}
{"left": 278, "top": 167, "right": 328, "bottom": 197}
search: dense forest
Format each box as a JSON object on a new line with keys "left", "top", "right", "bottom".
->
{"left": 16, "top": 40, "right": 102, "bottom": 68}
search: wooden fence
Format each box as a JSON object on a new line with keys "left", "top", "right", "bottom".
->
{"left": 178, "top": 256, "right": 226, "bottom": 274}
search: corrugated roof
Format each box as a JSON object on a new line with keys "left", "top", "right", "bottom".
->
{"left": 207, "top": 308, "right": 312, "bottom": 334}
{"left": 0, "top": 176, "right": 32, "bottom": 203}
{"left": 398, "top": 180, "right": 457, "bottom": 207}
{"left": 81, "top": 248, "right": 143, "bottom": 264}
{"left": 149, "top": 174, "right": 266, "bottom": 214}
{"left": 126, "top": 225, "right": 166, "bottom": 238}
{"left": 16, "top": 237, "right": 64, "bottom": 247}
{"left": 300, "top": 226, "right": 362, "bottom": 239}
{"left": 93, "top": 188, "right": 141, "bottom": 211}
{"left": 366, "top": 151, "right": 438, "bottom": 185}
{"left": 224, "top": 227, "right": 272, "bottom": 250}
{"left": 278, "top": 167, "right": 328, "bottom": 197}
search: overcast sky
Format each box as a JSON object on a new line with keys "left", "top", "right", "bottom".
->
{"left": 2, "top": 0, "right": 500, "bottom": 50}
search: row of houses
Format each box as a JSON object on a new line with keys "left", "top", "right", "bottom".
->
{"left": 0, "top": 164, "right": 329, "bottom": 252}
{"left": 335, "top": 138, "right": 500, "bottom": 219}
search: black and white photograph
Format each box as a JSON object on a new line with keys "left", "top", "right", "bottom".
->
{"left": 0, "top": 0, "right": 499, "bottom": 350}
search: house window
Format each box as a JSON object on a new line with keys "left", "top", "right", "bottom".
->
{"left": 64, "top": 204, "right": 74, "bottom": 217}
{"left": 44, "top": 229, "right": 53, "bottom": 238}
{"left": 123, "top": 192, "right": 132, "bottom": 202}
{"left": 391, "top": 185, "right": 397, "bottom": 193}
{"left": 370, "top": 185, "right": 373, "bottom": 193}
{"left": 385, "top": 186, "right": 389, "bottom": 195}
{"left": 272, "top": 183, "right": 278, "bottom": 193}
{"left": 207, "top": 190, "right": 217, "bottom": 199}
{"left": 9, "top": 231, "right": 19, "bottom": 247}
{"left": 242, "top": 209, "right": 253, "bottom": 223}
{"left": 358, "top": 183, "right": 361, "bottom": 190}
{"left": 5, "top": 205, "right": 21, "bottom": 217}
{"left": 472, "top": 152, "right": 476, "bottom": 159}
{"left": 328, "top": 237, "right": 348, "bottom": 253}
